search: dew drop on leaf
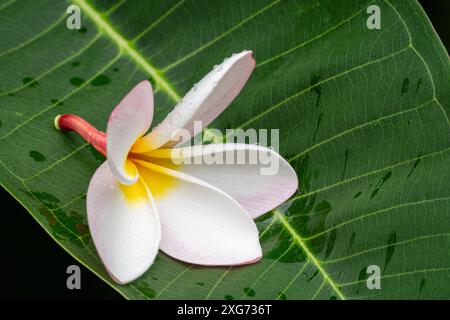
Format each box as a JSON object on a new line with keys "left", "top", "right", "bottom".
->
{"left": 357, "top": 267, "right": 366, "bottom": 282}
{"left": 70, "top": 77, "right": 85, "bottom": 87}
{"left": 243, "top": 287, "right": 255, "bottom": 297}
{"left": 307, "top": 270, "right": 319, "bottom": 283}
{"left": 310, "top": 75, "right": 322, "bottom": 106}
{"left": 407, "top": 156, "right": 422, "bottom": 178}
{"left": 353, "top": 191, "right": 362, "bottom": 199}
{"left": 419, "top": 278, "right": 426, "bottom": 293}
{"left": 278, "top": 292, "right": 287, "bottom": 300}
{"left": 401, "top": 78, "right": 409, "bottom": 95}
{"left": 384, "top": 231, "right": 397, "bottom": 270}
{"left": 370, "top": 188, "right": 379, "bottom": 199}
{"left": 416, "top": 78, "right": 423, "bottom": 93}
{"left": 22, "top": 77, "right": 38, "bottom": 88}
{"left": 20, "top": 189, "right": 60, "bottom": 209}
{"left": 51, "top": 98, "right": 64, "bottom": 106}
{"left": 91, "top": 74, "right": 111, "bottom": 86}
{"left": 29, "top": 150, "right": 46, "bottom": 162}
{"left": 348, "top": 232, "right": 356, "bottom": 249}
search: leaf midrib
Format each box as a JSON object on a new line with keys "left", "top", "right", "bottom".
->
{"left": 72, "top": 0, "right": 181, "bottom": 102}
{"left": 274, "top": 210, "right": 346, "bottom": 300}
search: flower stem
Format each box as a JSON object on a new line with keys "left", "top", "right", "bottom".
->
{"left": 54, "top": 114, "right": 107, "bottom": 156}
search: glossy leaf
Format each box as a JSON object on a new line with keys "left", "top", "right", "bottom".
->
{"left": 0, "top": 0, "right": 449, "bottom": 299}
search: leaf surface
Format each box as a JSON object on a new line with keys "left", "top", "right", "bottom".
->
{"left": 0, "top": 0, "right": 449, "bottom": 299}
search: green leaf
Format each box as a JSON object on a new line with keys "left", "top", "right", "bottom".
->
{"left": 0, "top": 0, "right": 449, "bottom": 299}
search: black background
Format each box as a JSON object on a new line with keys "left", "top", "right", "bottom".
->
{"left": 1, "top": 1, "right": 449, "bottom": 299}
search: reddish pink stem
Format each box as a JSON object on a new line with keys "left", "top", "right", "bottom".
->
{"left": 55, "top": 114, "right": 107, "bottom": 157}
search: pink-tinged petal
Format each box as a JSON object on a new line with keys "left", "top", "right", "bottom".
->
{"left": 140, "top": 144, "right": 298, "bottom": 219}
{"left": 133, "top": 160, "right": 262, "bottom": 266}
{"left": 87, "top": 162, "right": 161, "bottom": 284}
{"left": 132, "top": 51, "right": 255, "bottom": 153}
{"left": 107, "top": 80, "right": 154, "bottom": 185}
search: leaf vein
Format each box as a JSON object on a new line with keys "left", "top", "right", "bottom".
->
{"left": 290, "top": 147, "right": 450, "bottom": 202}
{"left": 0, "top": 53, "right": 122, "bottom": 139}
{"left": 0, "top": 14, "right": 65, "bottom": 58}
{"left": 304, "top": 197, "right": 450, "bottom": 241}
{"left": 325, "top": 233, "right": 450, "bottom": 265}
{"left": 274, "top": 209, "right": 346, "bottom": 300}
{"left": 0, "top": 33, "right": 102, "bottom": 98}
{"left": 162, "top": 0, "right": 282, "bottom": 71}
{"left": 73, "top": 0, "right": 181, "bottom": 101}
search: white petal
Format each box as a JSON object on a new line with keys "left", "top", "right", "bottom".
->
{"left": 107, "top": 80, "right": 154, "bottom": 185}
{"left": 87, "top": 162, "right": 161, "bottom": 284}
{"left": 138, "top": 144, "right": 298, "bottom": 219}
{"left": 132, "top": 51, "right": 255, "bottom": 153}
{"left": 133, "top": 160, "right": 262, "bottom": 266}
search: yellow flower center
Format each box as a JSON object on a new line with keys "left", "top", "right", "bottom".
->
{"left": 121, "top": 151, "right": 180, "bottom": 203}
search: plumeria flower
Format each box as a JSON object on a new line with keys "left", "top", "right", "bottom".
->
{"left": 55, "top": 50, "right": 298, "bottom": 284}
